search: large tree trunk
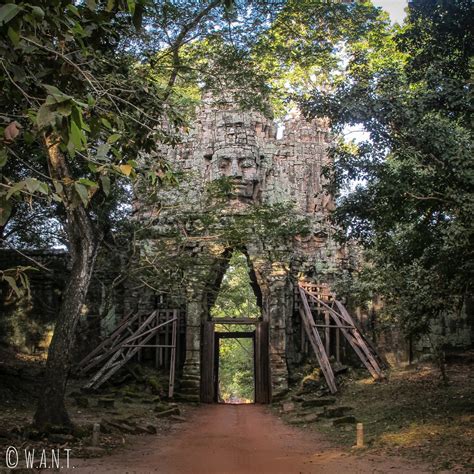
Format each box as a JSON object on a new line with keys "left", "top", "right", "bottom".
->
{"left": 33, "top": 136, "right": 101, "bottom": 430}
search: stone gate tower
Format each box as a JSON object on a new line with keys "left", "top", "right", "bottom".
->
{"left": 133, "top": 93, "right": 345, "bottom": 401}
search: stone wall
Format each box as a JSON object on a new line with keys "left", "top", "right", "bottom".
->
{"left": 133, "top": 93, "right": 346, "bottom": 398}
{"left": 0, "top": 249, "right": 68, "bottom": 353}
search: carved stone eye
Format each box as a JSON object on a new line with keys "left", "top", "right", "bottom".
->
{"left": 240, "top": 159, "right": 254, "bottom": 168}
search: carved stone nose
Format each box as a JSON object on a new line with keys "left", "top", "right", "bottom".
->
{"left": 230, "top": 159, "right": 243, "bottom": 178}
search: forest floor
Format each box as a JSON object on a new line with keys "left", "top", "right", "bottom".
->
{"left": 71, "top": 403, "right": 430, "bottom": 474}
{"left": 0, "top": 346, "right": 192, "bottom": 468}
{"left": 276, "top": 356, "right": 474, "bottom": 472}
{"left": 0, "top": 346, "right": 472, "bottom": 472}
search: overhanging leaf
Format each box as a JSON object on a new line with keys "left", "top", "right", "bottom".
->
{"left": 7, "top": 26, "right": 20, "bottom": 46}
{"left": 43, "top": 85, "right": 72, "bottom": 103}
{"left": 119, "top": 164, "right": 132, "bottom": 176}
{"left": 0, "top": 4, "right": 21, "bottom": 26}
{"left": 100, "top": 175, "right": 111, "bottom": 196}
{"left": 25, "top": 178, "right": 41, "bottom": 194}
{"left": 31, "top": 6, "right": 44, "bottom": 20}
{"left": 0, "top": 197, "right": 12, "bottom": 226}
{"left": 2, "top": 275, "right": 22, "bottom": 298}
{"left": 6, "top": 181, "right": 24, "bottom": 200}
{"left": 107, "top": 133, "right": 121, "bottom": 144}
{"left": 0, "top": 149, "right": 8, "bottom": 168}
{"left": 78, "top": 178, "right": 98, "bottom": 188}
{"left": 70, "top": 120, "right": 85, "bottom": 149}
{"left": 74, "top": 182, "right": 89, "bottom": 207}
{"left": 96, "top": 143, "right": 110, "bottom": 160}
{"left": 36, "top": 104, "right": 56, "bottom": 130}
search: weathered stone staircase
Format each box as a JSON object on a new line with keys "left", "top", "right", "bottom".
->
{"left": 282, "top": 396, "right": 357, "bottom": 428}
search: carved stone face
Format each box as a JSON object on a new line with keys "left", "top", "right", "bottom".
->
{"left": 210, "top": 146, "right": 261, "bottom": 200}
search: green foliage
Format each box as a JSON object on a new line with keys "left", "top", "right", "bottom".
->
{"left": 0, "top": 0, "right": 179, "bottom": 251}
{"left": 303, "top": 0, "right": 473, "bottom": 338}
{"left": 211, "top": 251, "right": 260, "bottom": 319}
{"left": 134, "top": 177, "right": 311, "bottom": 297}
{"left": 218, "top": 336, "right": 254, "bottom": 402}
{"left": 1, "top": 265, "right": 36, "bottom": 300}
{"left": 253, "top": 0, "right": 390, "bottom": 115}
{"left": 212, "top": 252, "right": 258, "bottom": 402}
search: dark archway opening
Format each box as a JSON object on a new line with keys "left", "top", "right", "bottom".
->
{"left": 204, "top": 250, "right": 266, "bottom": 403}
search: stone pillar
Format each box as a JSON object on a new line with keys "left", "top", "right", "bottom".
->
{"left": 179, "top": 287, "right": 204, "bottom": 402}
{"left": 266, "top": 263, "right": 292, "bottom": 395}
{"left": 249, "top": 252, "right": 292, "bottom": 396}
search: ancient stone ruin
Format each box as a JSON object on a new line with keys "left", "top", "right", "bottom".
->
{"left": 3, "top": 94, "right": 471, "bottom": 402}
{"left": 131, "top": 93, "right": 347, "bottom": 401}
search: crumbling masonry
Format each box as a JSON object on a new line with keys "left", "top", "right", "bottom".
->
{"left": 133, "top": 94, "right": 346, "bottom": 400}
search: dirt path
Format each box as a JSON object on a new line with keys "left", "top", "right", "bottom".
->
{"left": 73, "top": 404, "right": 429, "bottom": 474}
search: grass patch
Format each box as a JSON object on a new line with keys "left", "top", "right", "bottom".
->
{"left": 308, "top": 362, "right": 474, "bottom": 471}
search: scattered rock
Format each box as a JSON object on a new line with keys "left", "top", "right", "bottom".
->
{"left": 106, "top": 421, "right": 136, "bottom": 434}
{"left": 48, "top": 433, "right": 75, "bottom": 444}
{"left": 145, "top": 375, "right": 162, "bottom": 394}
{"left": 153, "top": 402, "right": 171, "bottom": 413}
{"left": 82, "top": 446, "right": 106, "bottom": 456}
{"left": 333, "top": 363, "right": 349, "bottom": 375}
{"left": 145, "top": 424, "right": 157, "bottom": 434}
{"left": 287, "top": 417, "right": 307, "bottom": 425}
{"left": 156, "top": 407, "right": 180, "bottom": 418}
{"left": 74, "top": 396, "right": 89, "bottom": 408}
{"left": 132, "top": 425, "right": 150, "bottom": 434}
{"left": 170, "top": 415, "right": 186, "bottom": 423}
{"left": 302, "top": 413, "right": 320, "bottom": 423}
{"left": 114, "top": 417, "right": 137, "bottom": 427}
{"left": 142, "top": 396, "right": 161, "bottom": 404}
{"left": 323, "top": 406, "right": 353, "bottom": 418}
{"left": 272, "top": 389, "right": 290, "bottom": 402}
{"left": 291, "top": 395, "right": 304, "bottom": 402}
{"left": 301, "top": 398, "right": 336, "bottom": 408}
{"left": 98, "top": 398, "right": 115, "bottom": 408}
{"left": 282, "top": 402, "right": 295, "bottom": 413}
{"left": 332, "top": 416, "right": 357, "bottom": 426}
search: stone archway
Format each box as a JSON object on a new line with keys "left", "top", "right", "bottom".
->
{"left": 133, "top": 93, "right": 344, "bottom": 402}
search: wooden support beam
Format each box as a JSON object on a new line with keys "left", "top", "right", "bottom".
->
{"left": 83, "top": 313, "right": 176, "bottom": 390}
{"left": 298, "top": 287, "right": 337, "bottom": 394}
{"left": 169, "top": 309, "right": 178, "bottom": 398}
{"left": 300, "top": 286, "right": 384, "bottom": 380}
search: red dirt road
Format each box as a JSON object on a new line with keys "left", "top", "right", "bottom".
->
{"left": 73, "top": 404, "right": 428, "bottom": 474}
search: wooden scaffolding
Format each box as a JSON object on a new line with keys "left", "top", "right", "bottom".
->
{"left": 76, "top": 309, "right": 179, "bottom": 396}
{"left": 297, "top": 281, "right": 386, "bottom": 394}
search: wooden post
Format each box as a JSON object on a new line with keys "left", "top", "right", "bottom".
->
{"left": 336, "top": 327, "right": 341, "bottom": 363}
{"left": 356, "top": 423, "right": 364, "bottom": 448}
{"left": 165, "top": 316, "right": 170, "bottom": 369}
{"left": 137, "top": 314, "right": 142, "bottom": 363}
{"left": 325, "top": 311, "right": 330, "bottom": 356}
{"left": 155, "top": 312, "right": 160, "bottom": 368}
{"left": 92, "top": 423, "right": 100, "bottom": 447}
{"left": 158, "top": 313, "right": 164, "bottom": 368}
{"left": 168, "top": 310, "right": 178, "bottom": 398}
{"left": 298, "top": 287, "right": 337, "bottom": 394}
